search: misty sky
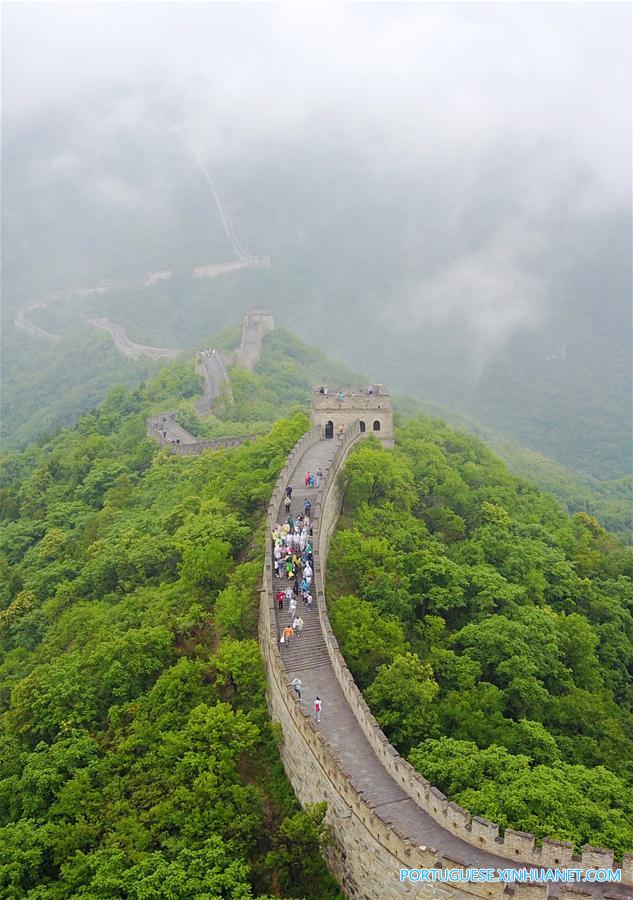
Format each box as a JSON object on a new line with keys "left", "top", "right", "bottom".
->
{"left": 4, "top": 2, "right": 630, "bottom": 184}
{"left": 2, "top": 2, "right": 631, "bottom": 365}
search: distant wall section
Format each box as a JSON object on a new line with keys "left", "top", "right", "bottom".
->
{"left": 235, "top": 309, "right": 274, "bottom": 370}
{"left": 146, "top": 413, "right": 254, "bottom": 455}
{"left": 195, "top": 349, "right": 233, "bottom": 415}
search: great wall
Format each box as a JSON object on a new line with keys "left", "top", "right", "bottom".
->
{"left": 143, "top": 331, "right": 633, "bottom": 899}
{"left": 146, "top": 309, "right": 273, "bottom": 455}
{"left": 9, "top": 116, "right": 629, "bottom": 899}
{"left": 13, "top": 135, "right": 270, "bottom": 355}
{"left": 13, "top": 256, "right": 270, "bottom": 357}
{"left": 259, "top": 409, "right": 633, "bottom": 900}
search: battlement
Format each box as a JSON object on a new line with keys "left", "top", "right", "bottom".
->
{"left": 310, "top": 383, "right": 394, "bottom": 447}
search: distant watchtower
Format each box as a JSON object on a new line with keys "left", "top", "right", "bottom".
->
{"left": 310, "top": 384, "right": 394, "bottom": 448}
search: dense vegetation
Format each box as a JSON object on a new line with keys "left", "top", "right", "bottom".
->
{"left": 0, "top": 366, "right": 341, "bottom": 898}
{"left": 395, "top": 398, "right": 633, "bottom": 545}
{"left": 5, "top": 307, "right": 629, "bottom": 549}
{"left": 0, "top": 329, "right": 161, "bottom": 451}
{"left": 327, "top": 422, "right": 633, "bottom": 856}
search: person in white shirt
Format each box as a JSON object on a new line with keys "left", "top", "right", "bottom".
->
{"left": 293, "top": 616, "right": 304, "bottom": 637}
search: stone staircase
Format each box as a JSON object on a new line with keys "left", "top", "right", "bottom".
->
{"left": 271, "top": 464, "right": 331, "bottom": 675}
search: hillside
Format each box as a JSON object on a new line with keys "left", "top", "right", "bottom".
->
{"left": 0, "top": 363, "right": 342, "bottom": 898}
{"left": 3, "top": 321, "right": 630, "bottom": 550}
{"left": 327, "top": 424, "right": 633, "bottom": 854}
{"left": 0, "top": 321, "right": 362, "bottom": 451}
{"left": 2, "top": 334, "right": 632, "bottom": 896}
{"left": 394, "top": 394, "right": 633, "bottom": 545}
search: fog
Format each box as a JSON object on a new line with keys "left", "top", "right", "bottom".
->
{"left": 2, "top": 2, "right": 631, "bottom": 477}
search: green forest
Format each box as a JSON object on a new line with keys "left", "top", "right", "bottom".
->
{"left": 1, "top": 328, "right": 632, "bottom": 897}
{"left": 0, "top": 363, "right": 341, "bottom": 898}
{"left": 327, "top": 423, "right": 633, "bottom": 856}
{"left": 3, "top": 323, "right": 630, "bottom": 545}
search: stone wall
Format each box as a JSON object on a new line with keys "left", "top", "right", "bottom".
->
{"left": 195, "top": 349, "right": 233, "bottom": 415}
{"left": 146, "top": 414, "right": 254, "bottom": 456}
{"left": 235, "top": 309, "right": 274, "bottom": 370}
{"left": 169, "top": 435, "right": 253, "bottom": 456}
{"left": 259, "top": 425, "right": 633, "bottom": 898}
{"left": 310, "top": 385, "right": 394, "bottom": 447}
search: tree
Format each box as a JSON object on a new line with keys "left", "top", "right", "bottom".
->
{"left": 179, "top": 539, "right": 231, "bottom": 590}
{"left": 329, "top": 596, "right": 407, "bottom": 689}
{"left": 265, "top": 803, "right": 339, "bottom": 898}
{"left": 364, "top": 653, "right": 439, "bottom": 752}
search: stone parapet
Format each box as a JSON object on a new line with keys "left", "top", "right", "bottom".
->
{"left": 146, "top": 413, "right": 255, "bottom": 456}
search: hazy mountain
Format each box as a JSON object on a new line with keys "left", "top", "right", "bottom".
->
{"left": 2, "top": 3, "right": 631, "bottom": 482}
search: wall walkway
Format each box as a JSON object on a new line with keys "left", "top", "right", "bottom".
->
{"left": 196, "top": 350, "right": 233, "bottom": 415}
{"left": 259, "top": 426, "right": 633, "bottom": 900}
{"left": 147, "top": 310, "right": 273, "bottom": 454}
{"left": 146, "top": 412, "right": 252, "bottom": 456}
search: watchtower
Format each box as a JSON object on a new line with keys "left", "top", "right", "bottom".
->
{"left": 310, "top": 384, "right": 394, "bottom": 448}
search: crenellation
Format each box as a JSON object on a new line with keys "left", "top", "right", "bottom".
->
{"left": 502, "top": 830, "right": 537, "bottom": 857}
{"left": 539, "top": 839, "right": 574, "bottom": 867}
{"left": 512, "top": 886, "right": 549, "bottom": 900}
{"left": 622, "top": 856, "right": 633, "bottom": 883}
{"left": 470, "top": 817, "right": 501, "bottom": 847}
{"left": 447, "top": 802, "right": 472, "bottom": 830}
{"left": 581, "top": 846, "right": 614, "bottom": 869}
{"left": 557, "top": 889, "right": 593, "bottom": 900}
{"left": 430, "top": 785, "right": 449, "bottom": 816}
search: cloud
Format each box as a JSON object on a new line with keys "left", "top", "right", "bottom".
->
{"left": 392, "top": 222, "right": 545, "bottom": 370}
{"left": 2, "top": 2, "right": 630, "bottom": 364}
{"left": 3, "top": 3, "right": 630, "bottom": 190}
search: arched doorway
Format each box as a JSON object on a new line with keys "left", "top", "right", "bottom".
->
{"left": 359, "top": 420, "right": 366, "bottom": 432}
{"left": 325, "top": 420, "right": 334, "bottom": 439}
{"left": 373, "top": 420, "right": 381, "bottom": 431}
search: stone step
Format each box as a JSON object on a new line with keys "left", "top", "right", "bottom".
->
{"left": 285, "top": 660, "right": 333, "bottom": 673}
{"left": 281, "top": 641, "right": 323, "bottom": 648}
{"left": 282, "top": 644, "right": 328, "bottom": 658}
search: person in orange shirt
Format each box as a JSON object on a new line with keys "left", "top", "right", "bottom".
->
{"left": 282, "top": 625, "right": 294, "bottom": 647}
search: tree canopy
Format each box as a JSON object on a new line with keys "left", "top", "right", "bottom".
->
{"left": 0, "top": 366, "right": 341, "bottom": 899}
{"left": 328, "top": 421, "right": 633, "bottom": 856}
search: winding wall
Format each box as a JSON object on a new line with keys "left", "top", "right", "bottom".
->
{"left": 235, "top": 309, "right": 274, "bottom": 370}
{"left": 195, "top": 350, "right": 234, "bottom": 414}
{"left": 147, "top": 309, "right": 274, "bottom": 451}
{"left": 146, "top": 413, "right": 253, "bottom": 456}
{"left": 259, "top": 426, "right": 633, "bottom": 900}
